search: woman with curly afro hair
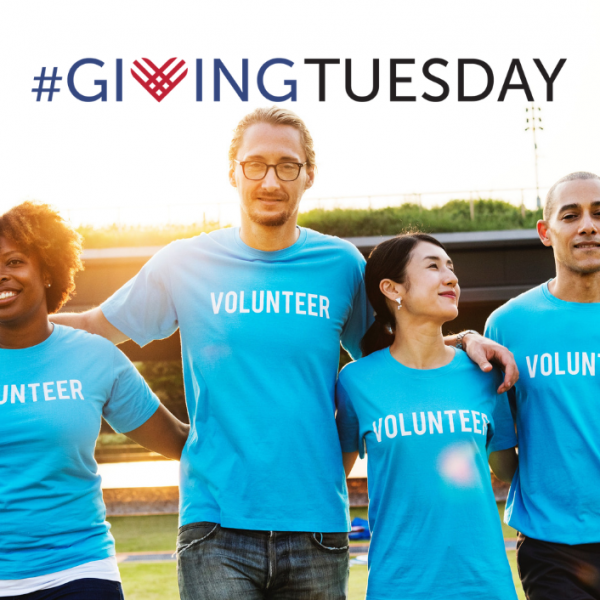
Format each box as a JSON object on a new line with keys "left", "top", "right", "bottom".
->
{"left": 0, "top": 202, "right": 189, "bottom": 599}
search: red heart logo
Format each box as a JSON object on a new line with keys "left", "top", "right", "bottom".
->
{"left": 131, "top": 58, "right": 188, "bottom": 102}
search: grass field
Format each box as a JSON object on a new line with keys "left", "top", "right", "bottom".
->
{"left": 119, "top": 559, "right": 524, "bottom": 600}
{"left": 111, "top": 503, "right": 524, "bottom": 599}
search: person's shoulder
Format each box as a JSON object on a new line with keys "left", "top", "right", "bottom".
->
{"left": 55, "top": 324, "right": 119, "bottom": 356}
{"left": 144, "top": 228, "right": 234, "bottom": 266}
{"left": 56, "top": 325, "right": 138, "bottom": 375}
{"left": 302, "top": 228, "right": 365, "bottom": 265}
{"left": 487, "top": 283, "right": 547, "bottom": 326}
{"left": 338, "top": 349, "right": 387, "bottom": 384}
{"left": 163, "top": 228, "right": 232, "bottom": 252}
{"left": 454, "top": 349, "right": 503, "bottom": 388}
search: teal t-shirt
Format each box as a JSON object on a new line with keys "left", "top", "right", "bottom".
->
{"left": 485, "top": 282, "right": 600, "bottom": 544}
{"left": 101, "top": 226, "right": 370, "bottom": 531}
{"left": 336, "top": 348, "right": 518, "bottom": 600}
{"left": 0, "top": 325, "right": 160, "bottom": 579}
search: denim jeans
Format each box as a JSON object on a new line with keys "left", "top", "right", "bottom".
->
{"left": 3, "top": 579, "right": 124, "bottom": 600}
{"left": 177, "top": 522, "right": 349, "bottom": 599}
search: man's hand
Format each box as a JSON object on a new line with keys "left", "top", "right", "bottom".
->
{"left": 462, "top": 333, "right": 519, "bottom": 393}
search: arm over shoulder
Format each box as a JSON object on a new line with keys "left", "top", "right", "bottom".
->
{"left": 51, "top": 307, "right": 128, "bottom": 344}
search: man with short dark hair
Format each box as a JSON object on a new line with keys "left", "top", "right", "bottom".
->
{"left": 53, "top": 107, "right": 517, "bottom": 599}
{"left": 486, "top": 171, "right": 600, "bottom": 600}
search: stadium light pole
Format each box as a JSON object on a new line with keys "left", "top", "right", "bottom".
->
{"left": 525, "top": 105, "right": 543, "bottom": 209}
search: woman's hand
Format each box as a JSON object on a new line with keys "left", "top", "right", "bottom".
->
{"left": 125, "top": 404, "right": 190, "bottom": 461}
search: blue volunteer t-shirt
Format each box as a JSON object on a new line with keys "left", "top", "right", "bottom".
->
{"left": 0, "top": 325, "right": 160, "bottom": 579}
{"left": 336, "top": 348, "right": 518, "bottom": 600}
{"left": 486, "top": 282, "right": 600, "bottom": 545}
{"left": 101, "top": 226, "right": 370, "bottom": 532}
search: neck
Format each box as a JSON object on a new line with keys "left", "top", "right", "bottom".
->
{"left": 389, "top": 315, "right": 454, "bottom": 370}
{"left": 549, "top": 262, "right": 600, "bottom": 303}
{"left": 239, "top": 213, "right": 300, "bottom": 251}
{"left": 0, "top": 313, "right": 53, "bottom": 350}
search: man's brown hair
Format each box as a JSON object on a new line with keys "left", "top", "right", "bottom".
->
{"left": 228, "top": 106, "right": 316, "bottom": 168}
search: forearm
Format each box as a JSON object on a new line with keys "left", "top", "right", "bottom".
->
{"left": 150, "top": 421, "right": 189, "bottom": 461}
{"left": 342, "top": 451, "right": 359, "bottom": 478}
{"left": 50, "top": 311, "right": 93, "bottom": 331}
{"left": 50, "top": 307, "right": 128, "bottom": 344}
{"left": 489, "top": 447, "right": 518, "bottom": 483}
{"left": 125, "top": 404, "right": 190, "bottom": 461}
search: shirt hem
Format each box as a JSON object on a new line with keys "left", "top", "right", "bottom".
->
{"left": 100, "top": 305, "right": 153, "bottom": 348}
{"left": 180, "top": 513, "right": 350, "bottom": 533}
{"left": 488, "top": 440, "right": 517, "bottom": 453}
{"left": 117, "top": 400, "right": 160, "bottom": 434}
{"left": 510, "top": 525, "right": 600, "bottom": 546}
{"left": 0, "top": 549, "right": 115, "bottom": 584}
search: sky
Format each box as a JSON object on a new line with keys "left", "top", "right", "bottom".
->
{"left": 1, "top": 1, "right": 598, "bottom": 227}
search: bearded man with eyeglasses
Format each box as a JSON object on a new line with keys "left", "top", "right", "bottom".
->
{"left": 52, "top": 107, "right": 518, "bottom": 599}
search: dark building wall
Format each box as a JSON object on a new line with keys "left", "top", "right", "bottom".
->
{"left": 64, "top": 230, "right": 555, "bottom": 361}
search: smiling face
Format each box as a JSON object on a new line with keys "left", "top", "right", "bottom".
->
{"left": 0, "top": 236, "right": 49, "bottom": 326}
{"left": 229, "top": 122, "right": 315, "bottom": 227}
{"left": 382, "top": 241, "right": 460, "bottom": 325}
{"left": 538, "top": 178, "right": 600, "bottom": 275}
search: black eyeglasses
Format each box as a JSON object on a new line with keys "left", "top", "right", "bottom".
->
{"left": 233, "top": 160, "right": 307, "bottom": 182}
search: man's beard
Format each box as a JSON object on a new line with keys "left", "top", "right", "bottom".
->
{"left": 246, "top": 198, "right": 297, "bottom": 227}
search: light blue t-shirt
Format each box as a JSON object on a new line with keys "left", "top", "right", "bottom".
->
{"left": 101, "top": 226, "right": 370, "bottom": 531}
{"left": 336, "top": 348, "right": 518, "bottom": 600}
{"left": 486, "top": 282, "right": 600, "bottom": 545}
{"left": 0, "top": 325, "right": 160, "bottom": 579}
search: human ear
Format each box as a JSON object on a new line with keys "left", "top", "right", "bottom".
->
{"left": 379, "top": 279, "right": 405, "bottom": 302}
{"left": 229, "top": 164, "right": 237, "bottom": 188}
{"left": 537, "top": 219, "right": 552, "bottom": 247}
{"left": 41, "top": 269, "right": 52, "bottom": 289}
{"left": 304, "top": 166, "right": 315, "bottom": 191}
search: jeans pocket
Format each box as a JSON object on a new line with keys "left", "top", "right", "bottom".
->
{"left": 310, "top": 532, "right": 349, "bottom": 553}
{"left": 177, "top": 522, "right": 219, "bottom": 556}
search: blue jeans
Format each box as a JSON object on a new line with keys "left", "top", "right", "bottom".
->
{"left": 177, "top": 522, "right": 349, "bottom": 599}
{"left": 3, "top": 579, "right": 124, "bottom": 600}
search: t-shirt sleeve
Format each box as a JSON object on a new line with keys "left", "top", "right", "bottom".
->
{"left": 340, "top": 257, "right": 374, "bottom": 361}
{"left": 102, "top": 347, "right": 161, "bottom": 434}
{"left": 483, "top": 309, "right": 503, "bottom": 346}
{"left": 336, "top": 377, "right": 364, "bottom": 458}
{"left": 484, "top": 312, "right": 517, "bottom": 453}
{"left": 487, "top": 388, "right": 517, "bottom": 454}
{"left": 101, "top": 245, "right": 178, "bottom": 347}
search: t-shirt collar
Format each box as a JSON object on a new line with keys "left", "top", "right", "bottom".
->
{"left": 0, "top": 323, "right": 62, "bottom": 355}
{"left": 233, "top": 226, "right": 308, "bottom": 261}
{"left": 541, "top": 279, "right": 600, "bottom": 310}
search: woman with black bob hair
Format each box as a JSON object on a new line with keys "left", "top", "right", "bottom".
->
{"left": 0, "top": 202, "right": 189, "bottom": 599}
{"left": 337, "top": 233, "right": 519, "bottom": 600}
